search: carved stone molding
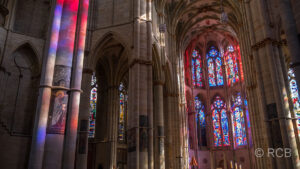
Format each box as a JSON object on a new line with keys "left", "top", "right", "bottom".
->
{"left": 251, "top": 38, "right": 282, "bottom": 50}
{"left": 153, "top": 80, "right": 164, "bottom": 86}
{"left": 129, "top": 58, "right": 153, "bottom": 68}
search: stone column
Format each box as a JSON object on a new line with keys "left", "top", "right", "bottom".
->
{"left": 43, "top": 0, "right": 80, "bottom": 168}
{"left": 107, "top": 86, "right": 119, "bottom": 169}
{"left": 28, "top": 0, "right": 65, "bottom": 168}
{"left": 154, "top": 81, "right": 165, "bottom": 169}
{"left": 75, "top": 69, "right": 93, "bottom": 169}
{"left": 28, "top": 0, "right": 88, "bottom": 168}
{"left": 62, "top": 0, "right": 90, "bottom": 168}
{"left": 278, "top": 0, "right": 300, "bottom": 97}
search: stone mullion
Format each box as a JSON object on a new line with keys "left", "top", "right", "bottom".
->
{"left": 75, "top": 70, "right": 92, "bottom": 169}
{"left": 243, "top": 1, "right": 274, "bottom": 168}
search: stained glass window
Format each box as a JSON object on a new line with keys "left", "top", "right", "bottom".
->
{"left": 212, "top": 96, "right": 230, "bottom": 146}
{"left": 245, "top": 98, "right": 252, "bottom": 145}
{"left": 225, "top": 46, "right": 239, "bottom": 86}
{"left": 89, "top": 74, "right": 97, "bottom": 138}
{"left": 231, "top": 93, "right": 247, "bottom": 146}
{"left": 118, "top": 83, "right": 127, "bottom": 142}
{"left": 195, "top": 96, "right": 207, "bottom": 147}
{"left": 192, "top": 49, "right": 204, "bottom": 87}
{"left": 288, "top": 68, "right": 300, "bottom": 134}
{"left": 207, "top": 46, "right": 224, "bottom": 87}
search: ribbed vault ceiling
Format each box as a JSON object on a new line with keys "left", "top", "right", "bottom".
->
{"left": 158, "top": 0, "right": 243, "bottom": 50}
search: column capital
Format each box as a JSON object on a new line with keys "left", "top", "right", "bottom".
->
{"left": 153, "top": 80, "right": 164, "bottom": 86}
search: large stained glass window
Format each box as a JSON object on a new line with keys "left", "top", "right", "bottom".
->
{"left": 192, "top": 49, "right": 204, "bottom": 87}
{"left": 118, "top": 83, "right": 127, "bottom": 143}
{"left": 89, "top": 74, "right": 97, "bottom": 138}
{"left": 225, "top": 45, "right": 239, "bottom": 86}
{"left": 195, "top": 96, "right": 207, "bottom": 147}
{"left": 207, "top": 46, "right": 224, "bottom": 87}
{"left": 288, "top": 68, "right": 300, "bottom": 134}
{"left": 231, "top": 93, "right": 247, "bottom": 146}
{"left": 212, "top": 96, "right": 230, "bottom": 146}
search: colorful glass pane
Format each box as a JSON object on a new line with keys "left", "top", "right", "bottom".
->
{"left": 209, "top": 47, "right": 218, "bottom": 57}
{"left": 288, "top": 68, "right": 300, "bottom": 134}
{"left": 212, "top": 108, "right": 222, "bottom": 146}
{"left": 245, "top": 99, "right": 252, "bottom": 145}
{"left": 216, "top": 57, "right": 224, "bottom": 86}
{"left": 225, "top": 46, "right": 239, "bottom": 86}
{"left": 232, "top": 93, "right": 247, "bottom": 146}
{"left": 195, "top": 96, "right": 205, "bottom": 126}
{"left": 89, "top": 74, "right": 97, "bottom": 138}
{"left": 212, "top": 96, "right": 230, "bottom": 146}
{"left": 207, "top": 58, "right": 216, "bottom": 87}
{"left": 192, "top": 49, "right": 204, "bottom": 87}
{"left": 221, "top": 109, "right": 230, "bottom": 146}
{"left": 207, "top": 46, "right": 223, "bottom": 87}
{"left": 118, "top": 83, "right": 127, "bottom": 142}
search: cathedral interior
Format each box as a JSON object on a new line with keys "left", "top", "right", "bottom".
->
{"left": 1, "top": 0, "right": 300, "bottom": 169}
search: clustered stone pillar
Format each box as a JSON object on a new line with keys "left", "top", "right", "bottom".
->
{"left": 28, "top": 0, "right": 89, "bottom": 169}
{"left": 127, "top": 0, "right": 153, "bottom": 169}
{"left": 278, "top": 0, "right": 300, "bottom": 94}
{"left": 154, "top": 81, "right": 165, "bottom": 169}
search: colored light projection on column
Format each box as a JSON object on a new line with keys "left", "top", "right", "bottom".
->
{"left": 212, "top": 96, "right": 230, "bottom": 146}
{"left": 231, "top": 93, "right": 247, "bottom": 147}
{"left": 89, "top": 74, "right": 97, "bottom": 138}
{"left": 225, "top": 45, "right": 240, "bottom": 86}
{"left": 192, "top": 49, "right": 204, "bottom": 88}
{"left": 288, "top": 68, "right": 300, "bottom": 134}
{"left": 118, "top": 83, "right": 127, "bottom": 143}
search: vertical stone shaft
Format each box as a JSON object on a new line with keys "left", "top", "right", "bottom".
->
{"left": 154, "top": 83, "right": 165, "bottom": 169}
{"left": 62, "top": 0, "right": 89, "bottom": 168}
{"left": 43, "top": 0, "right": 80, "bottom": 168}
{"left": 258, "top": 0, "right": 300, "bottom": 168}
{"left": 75, "top": 71, "right": 92, "bottom": 169}
{"left": 28, "top": 0, "right": 65, "bottom": 168}
{"left": 278, "top": 0, "right": 300, "bottom": 96}
{"left": 107, "top": 87, "right": 119, "bottom": 169}
{"left": 147, "top": 1, "right": 154, "bottom": 169}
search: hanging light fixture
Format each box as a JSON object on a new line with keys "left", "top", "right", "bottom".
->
{"left": 220, "top": 0, "right": 228, "bottom": 24}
